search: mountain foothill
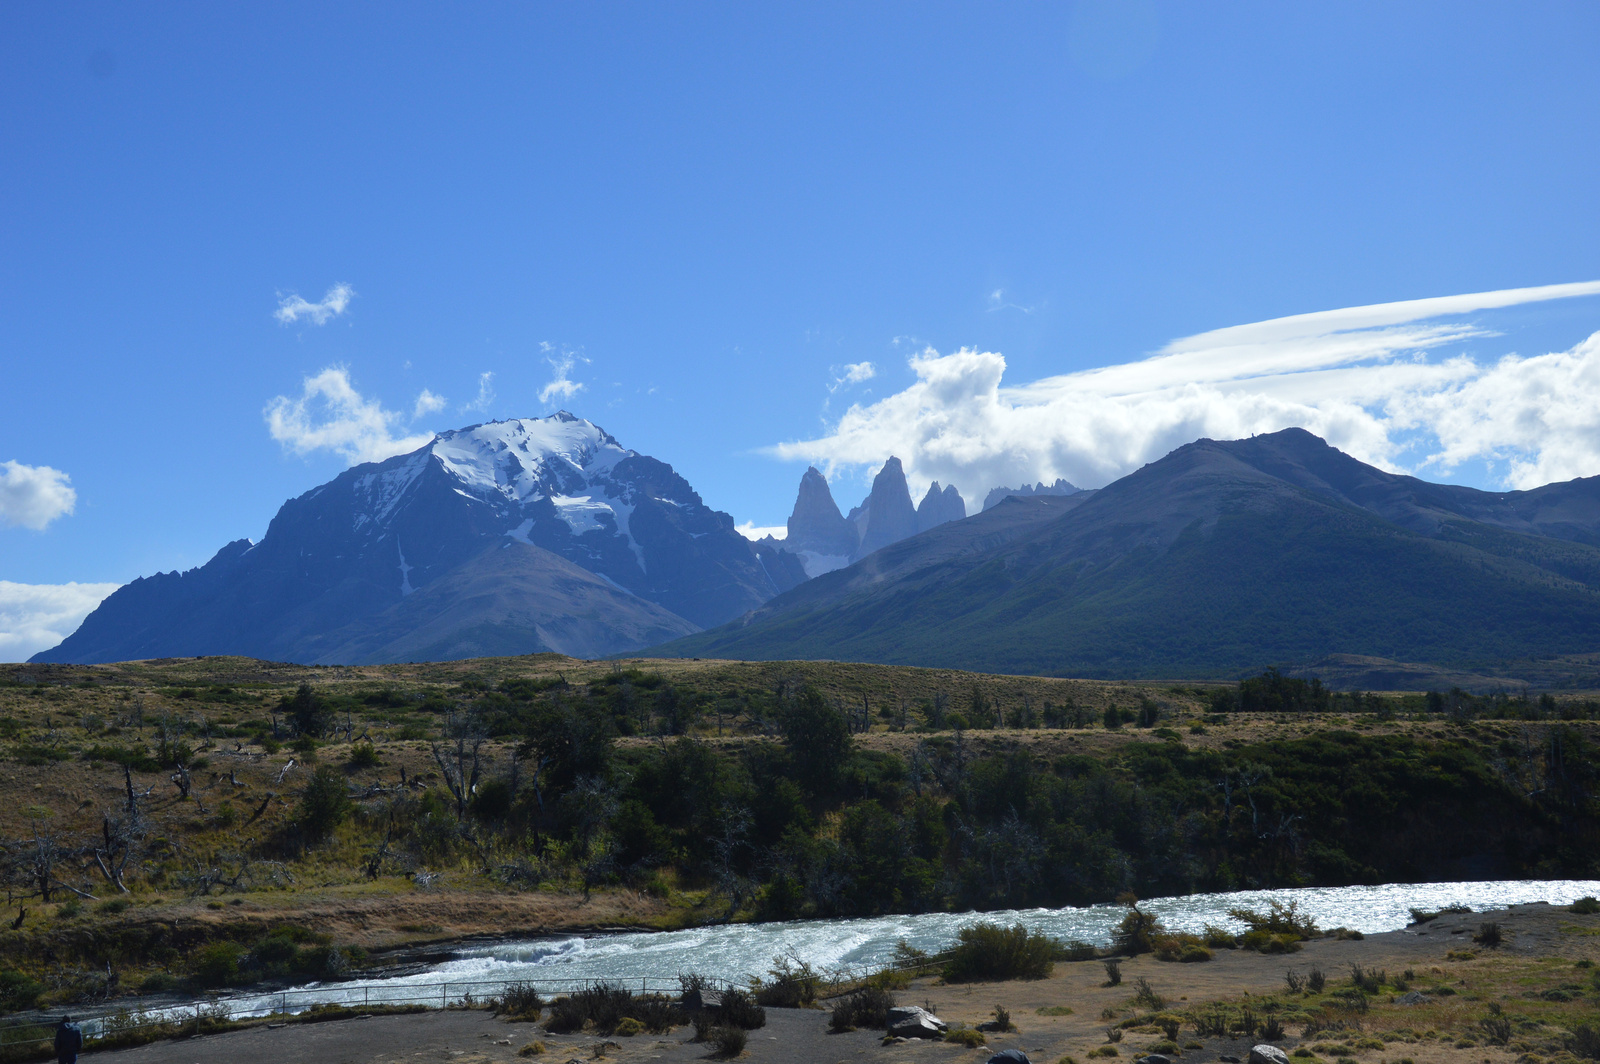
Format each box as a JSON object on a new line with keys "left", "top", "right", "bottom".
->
{"left": 31, "top": 415, "right": 1600, "bottom": 687}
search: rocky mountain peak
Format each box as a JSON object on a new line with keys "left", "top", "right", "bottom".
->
{"left": 916, "top": 481, "right": 967, "bottom": 533}
{"left": 853, "top": 457, "right": 918, "bottom": 560}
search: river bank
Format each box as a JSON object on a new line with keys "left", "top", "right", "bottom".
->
{"left": 70, "top": 900, "right": 1600, "bottom": 1064}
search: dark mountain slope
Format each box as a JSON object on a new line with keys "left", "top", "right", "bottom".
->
{"left": 656, "top": 430, "right": 1600, "bottom": 678}
{"left": 308, "top": 540, "right": 698, "bottom": 664}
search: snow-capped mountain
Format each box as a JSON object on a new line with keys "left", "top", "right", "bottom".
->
{"left": 34, "top": 413, "right": 805, "bottom": 665}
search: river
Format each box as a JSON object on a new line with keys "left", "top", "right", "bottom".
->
{"left": 188, "top": 877, "right": 1600, "bottom": 1021}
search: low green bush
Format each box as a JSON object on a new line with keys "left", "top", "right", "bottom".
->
{"left": 944, "top": 921, "right": 1059, "bottom": 982}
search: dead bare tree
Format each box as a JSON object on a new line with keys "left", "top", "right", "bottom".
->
{"left": 432, "top": 714, "right": 487, "bottom": 819}
{"left": 93, "top": 793, "right": 147, "bottom": 894}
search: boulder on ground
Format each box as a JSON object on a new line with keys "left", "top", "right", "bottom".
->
{"left": 680, "top": 988, "right": 723, "bottom": 1011}
{"left": 986, "top": 1051, "right": 1033, "bottom": 1064}
{"left": 1249, "top": 1045, "right": 1290, "bottom": 1064}
{"left": 886, "top": 1005, "right": 948, "bottom": 1039}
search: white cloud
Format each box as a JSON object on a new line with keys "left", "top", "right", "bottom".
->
{"left": 986, "top": 289, "right": 1039, "bottom": 314}
{"left": 829, "top": 362, "right": 877, "bottom": 392}
{"left": 274, "top": 283, "right": 354, "bottom": 326}
{"left": 773, "top": 280, "right": 1600, "bottom": 503}
{"left": 264, "top": 367, "right": 436, "bottom": 466}
{"left": 736, "top": 522, "right": 787, "bottom": 541}
{"left": 539, "top": 346, "right": 588, "bottom": 406}
{"left": 0, "top": 461, "right": 77, "bottom": 531}
{"left": 463, "top": 372, "right": 496, "bottom": 414}
{"left": 412, "top": 389, "right": 448, "bottom": 419}
{"left": 0, "top": 581, "right": 120, "bottom": 662}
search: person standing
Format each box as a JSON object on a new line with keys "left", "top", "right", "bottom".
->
{"left": 54, "top": 1015, "right": 82, "bottom": 1064}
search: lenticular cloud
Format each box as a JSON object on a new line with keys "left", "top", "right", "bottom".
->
{"left": 774, "top": 281, "right": 1600, "bottom": 504}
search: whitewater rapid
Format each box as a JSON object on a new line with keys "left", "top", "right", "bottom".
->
{"left": 180, "top": 877, "right": 1600, "bottom": 1023}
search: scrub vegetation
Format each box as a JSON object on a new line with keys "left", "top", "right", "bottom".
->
{"left": 0, "top": 654, "right": 1595, "bottom": 1010}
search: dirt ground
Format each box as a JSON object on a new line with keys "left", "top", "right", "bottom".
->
{"left": 83, "top": 902, "right": 1600, "bottom": 1064}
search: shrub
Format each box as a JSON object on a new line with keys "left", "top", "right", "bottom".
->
{"left": 1156, "top": 1015, "right": 1180, "bottom": 1041}
{"left": 946, "top": 1027, "right": 986, "bottom": 1048}
{"left": 1103, "top": 959, "right": 1122, "bottom": 986}
{"left": 1480, "top": 1016, "right": 1511, "bottom": 1046}
{"left": 1114, "top": 908, "right": 1164, "bottom": 955}
{"left": 944, "top": 921, "right": 1059, "bottom": 982}
{"left": 499, "top": 984, "right": 544, "bottom": 1021}
{"left": 708, "top": 1024, "right": 747, "bottom": 1057}
{"left": 1572, "top": 1024, "right": 1600, "bottom": 1060}
{"left": 629, "top": 994, "right": 684, "bottom": 1033}
{"left": 0, "top": 969, "right": 44, "bottom": 1011}
{"left": 1131, "top": 977, "right": 1165, "bottom": 1010}
{"left": 1472, "top": 922, "right": 1503, "bottom": 948}
{"left": 754, "top": 954, "right": 821, "bottom": 1006}
{"left": 1349, "top": 965, "right": 1386, "bottom": 993}
{"left": 346, "top": 742, "right": 380, "bottom": 769}
{"left": 1087, "top": 1047, "right": 1119, "bottom": 1058}
{"left": 717, "top": 988, "right": 767, "bottom": 1030}
{"left": 1153, "top": 934, "right": 1213, "bottom": 963}
{"left": 1571, "top": 896, "right": 1600, "bottom": 915}
{"left": 1261, "top": 1015, "right": 1286, "bottom": 1041}
{"left": 517, "top": 1043, "right": 545, "bottom": 1057}
{"left": 544, "top": 996, "right": 588, "bottom": 1034}
{"left": 1202, "top": 924, "right": 1239, "bottom": 949}
{"left": 615, "top": 1018, "right": 644, "bottom": 1036}
{"left": 1229, "top": 900, "right": 1319, "bottom": 939}
{"left": 830, "top": 984, "right": 895, "bottom": 1031}
{"left": 1240, "top": 930, "right": 1302, "bottom": 954}
{"left": 191, "top": 941, "right": 246, "bottom": 987}
{"left": 992, "top": 1005, "right": 1014, "bottom": 1031}
{"left": 298, "top": 765, "right": 353, "bottom": 841}
{"left": 1307, "top": 966, "right": 1326, "bottom": 993}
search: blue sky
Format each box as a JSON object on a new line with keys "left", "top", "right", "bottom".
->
{"left": 5, "top": 2, "right": 1600, "bottom": 657}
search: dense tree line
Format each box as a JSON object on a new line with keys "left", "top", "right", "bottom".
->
{"left": 310, "top": 671, "right": 1600, "bottom": 920}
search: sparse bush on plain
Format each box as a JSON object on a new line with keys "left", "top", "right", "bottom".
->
{"left": 497, "top": 983, "right": 544, "bottom": 1021}
{"left": 753, "top": 954, "right": 821, "bottom": 1007}
{"left": 946, "top": 1027, "right": 986, "bottom": 1048}
{"left": 1571, "top": 896, "right": 1600, "bottom": 915}
{"left": 708, "top": 1024, "right": 747, "bottom": 1057}
{"left": 1103, "top": 958, "right": 1122, "bottom": 986}
{"left": 1114, "top": 907, "right": 1164, "bottom": 955}
{"left": 1229, "top": 900, "right": 1319, "bottom": 940}
{"left": 943, "top": 921, "right": 1059, "bottom": 982}
{"left": 1131, "top": 977, "right": 1164, "bottom": 1010}
{"left": 1473, "top": 922, "right": 1504, "bottom": 948}
{"left": 830, "top": 984, "right": 895, "bottom": 1031}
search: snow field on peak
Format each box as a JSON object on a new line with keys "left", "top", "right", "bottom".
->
{"left": 432, "top": 417, "right": 633, "bottom": 506}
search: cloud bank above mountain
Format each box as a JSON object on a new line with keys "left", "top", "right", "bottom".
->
{"left": 0, "top": 581, "right": 119, "bottom": 662}
{"left": 774, "top": 281, "right": 1600, "bottom": 508}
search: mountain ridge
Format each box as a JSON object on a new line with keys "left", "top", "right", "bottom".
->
{"left": 652, "top": 429, "right": 1600, "bottom": 681}
{"left": 34, "top": 413, "right": 801, "bottom": 665}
